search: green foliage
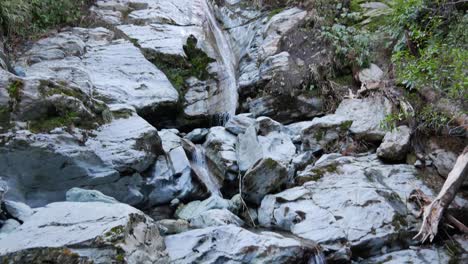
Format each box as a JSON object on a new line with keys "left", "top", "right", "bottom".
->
{"left": 152, "top": 35, "right": 215, "bottom": 94}
{"left": 268, "top": 8, "right": 285, "bottom": 19}
{"left": 7, "top": 80, "right": 23, "bottom": 100}
{"left": 0, "top": 0, "right": 92, "bottom": 37}
{"left": 322, "top": 24, "right": 373, "bottom": 68}
{"left": 388, "top": 1, "right": 467, "bottom": 100}
{"left": 29, "top": 111, "right": 78, "bottom": 133}
{"left": 380, "top": 112, "right": 408, "bottom": 131}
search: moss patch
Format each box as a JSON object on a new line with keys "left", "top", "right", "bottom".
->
{"left": 150, "top": 35, "right": 215, "bottom": 95}
{"left": 391, "top": 213, "right": 408, "bottom": 231}
{"left": 29, "top": 111, "right": 78, "bottom": 133}
{"left": 268, "top": 8, "right": 285, "bottom": 20}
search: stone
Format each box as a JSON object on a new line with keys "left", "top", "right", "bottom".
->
{"left": 225, "top": 114, "right": 255, "bottom": 135}
{"left": 203, "top": 127, "right": 238, "bottom": 182}
{"left": 429, "top": 149, "right": 458, "bottom": 178}
{"left": 189, "top": 209, "right": 244, "bottom": 228}
{"left": 0, "top": 202, "right": 168, "bottom": 264}
{"left": 175, "top": 195, "right": 234, "bottom": 220}
{"left": 377, "top": 126, "right": 411, "bottom": 161}
{"left": 85, "top": 112, "right": 161, "bottom": 173}
{"left": 157, "top": 219, "right": 190, "bottom": 235}
{"left": 0, "top": 219, "right": 20, "bottom": 238}
{"left": 184, "top": 128, "right": 209, "bottom": 143}
{"left": 83, "top": 40, "right": 179, "bottom": 112}
{"left": 65, "top": 188, "right": 118, "bottom": 204}
{"left": 358, "top": 63, "right": 384, "bottom": 86}
{"left": 243, "top": 158, "right": 288, "bottom": 204}
{"left": 164, "top": 225, "right": 321, "bottom": 264}
{"left": 360, "top": 247, "right": 450, "bottom": 264}
{"left": 3, "top": 200, "right": 33, "bottom": 222}
{"left": 334, "top": 97, "right": 392, "bottom": 140}
{"left": 302, "top": 97, "right": 392, "bottom": 150}
{"left": 259, "top": 154, "right": 434, "bottom": 258}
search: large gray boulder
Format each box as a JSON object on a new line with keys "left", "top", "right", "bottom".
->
{"left": 243, "top": 158, "right": 288, "bottom": 204}
{"left": 146, "top": 129, "right": 204, "bottom": 206}
{"left": 189, "top": 209, "right": 244, "bottom": 228}
{"left": 377, "top": 126, "right": 411, "bottom": 161}
{"left": 203, "top": 127, "right": 238, "bottom": 182}
{"left": 0, "top": 110, "right": 160, "bottom": 207}
{"left": 65, "top": 187, "right": 118, "bottom": 204}
{"left": 360, "top": 247, "right": 450, "bottom": 264}
{"left": 18, "top": 28, "right": 179, "bottom": 115}
{"left": 301, "top": 96, "right": 392, "bottom": 151}
{"left": 259, "top": 154, "right": 434, "bottom": 258}
{"left": 237, "top": 117, "right": 296, "bottom": 173}
{"left": 164, "top": 225, "right": 322, "bottom": 264}
{"left": 0, "top": 202, "right": 168, "bottom": 264}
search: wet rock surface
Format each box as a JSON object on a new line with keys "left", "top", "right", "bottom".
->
{"left": 0, "top": 1, "right": 466, "bottom": 263}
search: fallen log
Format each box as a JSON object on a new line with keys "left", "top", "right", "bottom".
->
{"left": 413, "top": 147, "right": 468, "bottom": 242}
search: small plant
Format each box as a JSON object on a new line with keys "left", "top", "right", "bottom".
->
{"left": 322, "top": 24, "right": 373, "bottom": 69}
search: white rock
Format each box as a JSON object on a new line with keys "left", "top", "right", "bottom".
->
{"left": 0, "top": 202, "right": 168, "bottom": 264}
{"left": 164, "top": 225, "right": 320, "bottom": 264}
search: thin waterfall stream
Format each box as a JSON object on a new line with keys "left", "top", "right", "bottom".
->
{"left": 191, "top": 145, "right": 222, "bottom": 197}
{"left": 201, "top": 0, "right": 238, "bottom": 117}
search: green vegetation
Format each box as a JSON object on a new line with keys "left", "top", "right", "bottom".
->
{"left": 388, "top": 1, "right": 467, "bottom": 100}
{"left": 268, "top": 8, "right": 285, "bottom": 19}
{"left": 7, "top": 80, "right": 23, "bottom": 101}
{"left": 0, "top": 0, "right": 93, "bottom": 37}
{"left": 29, "top": 111, "right": 78, "bottom": 133}
{"left": 322, "top": 24, "right": 373, "bottom": 68}
{"left": 151, "top": 35, "right": 215, "bottom": 95}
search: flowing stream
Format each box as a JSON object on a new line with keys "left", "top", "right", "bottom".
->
{"left": 191, "top": 145, "right": 222, "bottom": 196}
{"left": 201, "top": 0, "right": 238, "bottom": 117}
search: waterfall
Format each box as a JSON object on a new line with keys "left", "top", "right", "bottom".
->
{"left": 191, "top": 145, "right": 222, "bottom": 196}
{"left": 201, "top": 0, "right": 238, "bottom": 116}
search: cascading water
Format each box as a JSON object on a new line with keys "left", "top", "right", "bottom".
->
{"left": 201, "top": 0, "right": 238, "bottom": 116}
{"left": 191, "top": 145, "right": 222, "bottom": 196}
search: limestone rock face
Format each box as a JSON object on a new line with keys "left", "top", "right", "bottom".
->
{"left": 203, "top": 127, "right": 238, "bottom": 182}
{"left": 65, "top": 188, "right": 119, "bottom": 204}
{"left": 0, "top": 111, "right": 160, "bottom": 207}
{"left": 146, "top": 129, "right": 205, "bottom": 206}
{"left": 243, "top": 158, "right": 288, "bottom": 204}
{"left": 377, "top": 126, "right": 411, "bottom": 161}
{"left": 164, "top": 225, "right": 322, "bottom": 264}
{"left": 360, "top": 247, "right": 450, "bottom": 264}
{"left": 189, "top": 209, "right": 244, "bottom": 228}
{"left": 0, "top": 202, "right": 168, "bottom": 264}
{"left": 259, "top": 154, "right": 434, "bottom": 258}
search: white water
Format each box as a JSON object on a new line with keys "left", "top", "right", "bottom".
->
{"left": 201, "top": 0, "right": 238, "bottom": 116}
{"left": 191, "top": 145, "right": 222, "bottom": 196}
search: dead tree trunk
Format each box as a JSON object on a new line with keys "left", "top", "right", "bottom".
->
{"left": 414, "top": 147, "right": 468, "bottom": 242}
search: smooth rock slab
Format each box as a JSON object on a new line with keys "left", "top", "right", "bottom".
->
{"left": 0, "top": 202, "right": 168, "bottom": 264}
{"left": 83, "top": 40, "right": 179, "bottom": 111}
{"left": 259, "top": 154, "right": 434, "bottom": 257}
{"left": 164, "top": 225, "right": 321, "bottom": 264}
{"left": 360, "top": 247, "right": 450, "bottom": 264}
{"left": 377, "top": 126, "right": 411, "bottom": 161}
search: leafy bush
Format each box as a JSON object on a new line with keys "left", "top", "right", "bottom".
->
{"left": 322, "top": 23, "right": 373, "bottom": 69}
{"left": 0, "top": 0, "right": 92, "bottom": 37}
{"left": 387, "top": 0, "right": 467, "bottom": 100}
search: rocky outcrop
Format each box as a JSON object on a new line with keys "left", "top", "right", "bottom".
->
{"left": 0, "top": 202, "right": 168, "bottom": 264}
{"left": 164, "top": 225, "right": 322, "bottom": 264}
{"left": 259, "top": 154, "right": 434, "bottom": 259}
{"left": 360, "top": 247, "right": 450, "bottom": 264}
{"left": 16, "top": 27, "right": 179, "bottom": 116}
{"left": 146, "top": 129, "right": 205, "bottom": 206}
{"left": 377, "top": 126, "right": 411, "bottom": 161}
{"left": 243, "top": 158, "right": 288, "bottom": 204}
{"left": 301, "top": 96, "right": 392, "bottom": 152}
{"left": 0, "top": 108, "right": 161, "bottom": 207}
